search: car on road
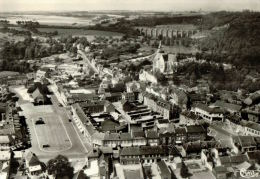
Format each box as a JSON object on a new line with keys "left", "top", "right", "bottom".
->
{"left": 59, "top": 103, "right": 63, "bottom": 107}
{"left": 68, "top": 119, "right": 72, "bottom": 122}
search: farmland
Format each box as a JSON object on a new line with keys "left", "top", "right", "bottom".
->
{"left": 37, "top": 27, "right": 123, "bottom": 38}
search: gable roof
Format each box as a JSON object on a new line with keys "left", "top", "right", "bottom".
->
{"left": 25, "top": 152, "right": 41, "bottom": 166}
{"left": 211, "top": 100, "right": 242, "bottom": 112}
{"left": 31, "top": 88, "right": 44, "bottom": 99}
{"left": 232, "top": 136, "right": 257, "bottom": 147}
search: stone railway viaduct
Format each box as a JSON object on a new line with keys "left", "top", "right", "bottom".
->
{"left": 134, "top": 25, "right": 199, "bottom": 39}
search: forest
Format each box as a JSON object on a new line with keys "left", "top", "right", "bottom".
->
{"left": 199, "top": 11, "right": 260, "bottom": 68}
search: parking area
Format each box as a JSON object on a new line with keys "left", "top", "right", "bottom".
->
{"left": 32, "top": 114, "right": 72, "bottom": 152}
{"left": 19, "top": 100, "right": 91, "bottom": 161}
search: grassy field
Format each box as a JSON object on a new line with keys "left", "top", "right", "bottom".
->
{"left": 37, "top": 28, "right": 123, "bottom": 38}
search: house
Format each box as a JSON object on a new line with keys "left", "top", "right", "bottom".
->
{"left": 210, "top": 100, "right": 242, "bottom": 115}
{"left": 0, "top": 136, "right": 10, "bottom": 151}
{"left": 174, "top": 127, "right": 187, "bottom": 144}
{"left": 192, "top": 103, "right": 224, "bottom": 123}
{"left": 132, "top": 130, "right": 147, "bottom": 146}
{"left": 244, "top": 90, "right": 260, "bottom": 106}
{"left": 71, "top": 103, "right": 96, "bottom": 143}
{"left": 126, "top": 81, "right": 141, "bottom": 93}
{"left": 101, "top": 92, "right": 122, "bottom": 102}
{"left": 185, "top": 142, "right": 206, "bottom": 159}
{"left": 170, "top": 89, "right": 188, "bottom": 109}
{"left": 218, "top": 154, "right": 249, "bottom": 167}
{"left": 242, "top": 106, "right": 260, "bottom": 122}
{"left": 140, "top": 91, "right": 174, "bottom": 120}
{"left": 67, "top": 93, "right": 99, "bottom": 105}
{"left": 98, "top": 76, "right": 112, "bottom": 93}
{"left": 159, "top": 131, "right": 175, "bottom": 146}
{"left": 36, "top": 69, "right": 47, "bottom": 80}
{"left": 0, "top": 151, "right": 11, "bottom": 179}
{"left": 114, "top": 163, "right": 144, "bottom": 179}
{"left": 79, "top": 100, "right": 107, "bottom": 114}
{"left": 242, "top": 121, "right": 260, "bottom": 137}
{"left": 232, "top": 136, "right": 257, "bottom": 153}
{"left": 246, "top": 150, "right": 260, "bottom": 164}
{"left": 122, "top": 92, "right": 136, "bottom": 102}
{"left": 212, "top": 166, "right": 234, "bottom": 179}
{"left": 146, "top": 130, "right": 159, "bottom": 146}
{"left": 119, "top": 146, "right": 178, "bottom": 165}
{"left": 73, "top": 170, "right": 88, "bottom": 179}
{"left": 120, "top": 133, "right": 133, "bottom": 147}
{"left": 103, "top": 133, "right": 120, "bottom": 148}
{"left": 139, "top": 70, "right": 158, "bottom": 84}
{"left": 26, "top": 72, "right": 36, "bottom": 80}
{"left": 157, "top": 160, "right": 172, "bottom": 179}
{"left": 24, "top": 152, "right": 43, "bottom": 176}
{"left": 6, "top": 75, "right": 28, "bottom": 86}
{"left": 92, "top": 132, "right": 105, "bottom": 147}
{"left": 31, "top": 88, "right": 47, "bottom": 105}
{"left": 0, "top": 103, "right": 7, "bottom": 121}
{"left": 186, "top": 125, "right": 207, "bottom": 142}
{"left": 179, "top": 111, "right": 200, "bottom": 126}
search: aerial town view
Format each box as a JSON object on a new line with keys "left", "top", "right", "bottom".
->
{"left": 0, "top": 0, "right": 260, "bottom": 178}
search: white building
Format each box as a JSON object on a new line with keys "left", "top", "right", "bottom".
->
{"left": 243, "top": 121, "right": 260, "bottom": 137}
{"left": 153, "top": 50, "right": 178, "bottom": 74}
{"left": 192, "top": 103, "right": 224, "bottom": 123}
{"left": 139, "top": 70, "right": 157, "bottom": 84}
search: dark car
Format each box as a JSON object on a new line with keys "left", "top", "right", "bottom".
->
{"left": 42, "top": 144, "right": 50, "bottom": 148}
{"left": 35, "top": 119, "right": 45, "bottom": 125}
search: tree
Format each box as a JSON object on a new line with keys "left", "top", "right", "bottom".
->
{"left": 47, "top": 155, "right": 74, "bottom": 179}
{"left": 180, "top": 161, "right": 192, "bottom": 178}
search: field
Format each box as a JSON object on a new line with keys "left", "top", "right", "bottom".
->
{"left": 37, "top": 28, "right": 123, "bottom": 39}
{"left": 0, "top": 32, "right": 25, "bottom": 47}
{"left": 32, "top": 113, "right": 72, "bottom": 152}
{"left": 7, "top": 26, "right": 123, "bottom": 41}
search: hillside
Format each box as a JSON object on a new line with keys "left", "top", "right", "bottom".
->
{"left": 199, "top": 11, "right": 260, "bottom": 67}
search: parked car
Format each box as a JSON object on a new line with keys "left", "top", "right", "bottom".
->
{"left": 35, "top": 118, "right": 45, "bottom": 125}
{"left": 42, "top": 144, "right": 50, "bottom": 148}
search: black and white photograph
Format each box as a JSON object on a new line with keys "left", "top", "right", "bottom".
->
{"left": 0, "top": 0, "right": 260, "bottom": 178}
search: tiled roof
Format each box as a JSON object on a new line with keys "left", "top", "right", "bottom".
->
{"left": 157, "top": 160, "right": 171, "bottom": 177}
{"left": 132, "top": 131, "right": 145, "bottom": 138}
{"left": 104, "top": 133, "right": 120, "bottom": 140}
{"left": 220, "top": 154, "right": 249, "bottom": 166}
{"left": 79, "top": 100, "right": 106, "bottom": 108}
{"left": 120, "top": 133, "right": 132, "bottom": 140}
{"left": 186, "top": 125, "right": 206, "bottom": 133}
{"left": 244, "top": 121, "right": 260, "bottom": 131}
{"left": 194, "top": 103, "right": 224, "bottom": 114}
{"left": 232, "top": 136, "right": 257, "bottom": 147}
{"left": 120, "top": 146, "right": 173, "bottom": 156}
{"left": 72, "top": 103, "right": 96, "bottom": 135}
{"left": 212, "top": 100, "right": 242, "bottom": 112}
{"left": 100, "top": 119, "right": 120, "bottom": 132}
{"left": 146, "top": 130, "right": 159, "bottom": 139}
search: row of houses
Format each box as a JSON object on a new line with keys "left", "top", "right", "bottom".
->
{"left": 71, "top": 101, "right": 208, "bottom": 149}
{"left": 138, "top": 91, "right": 175, "bottom": 120}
